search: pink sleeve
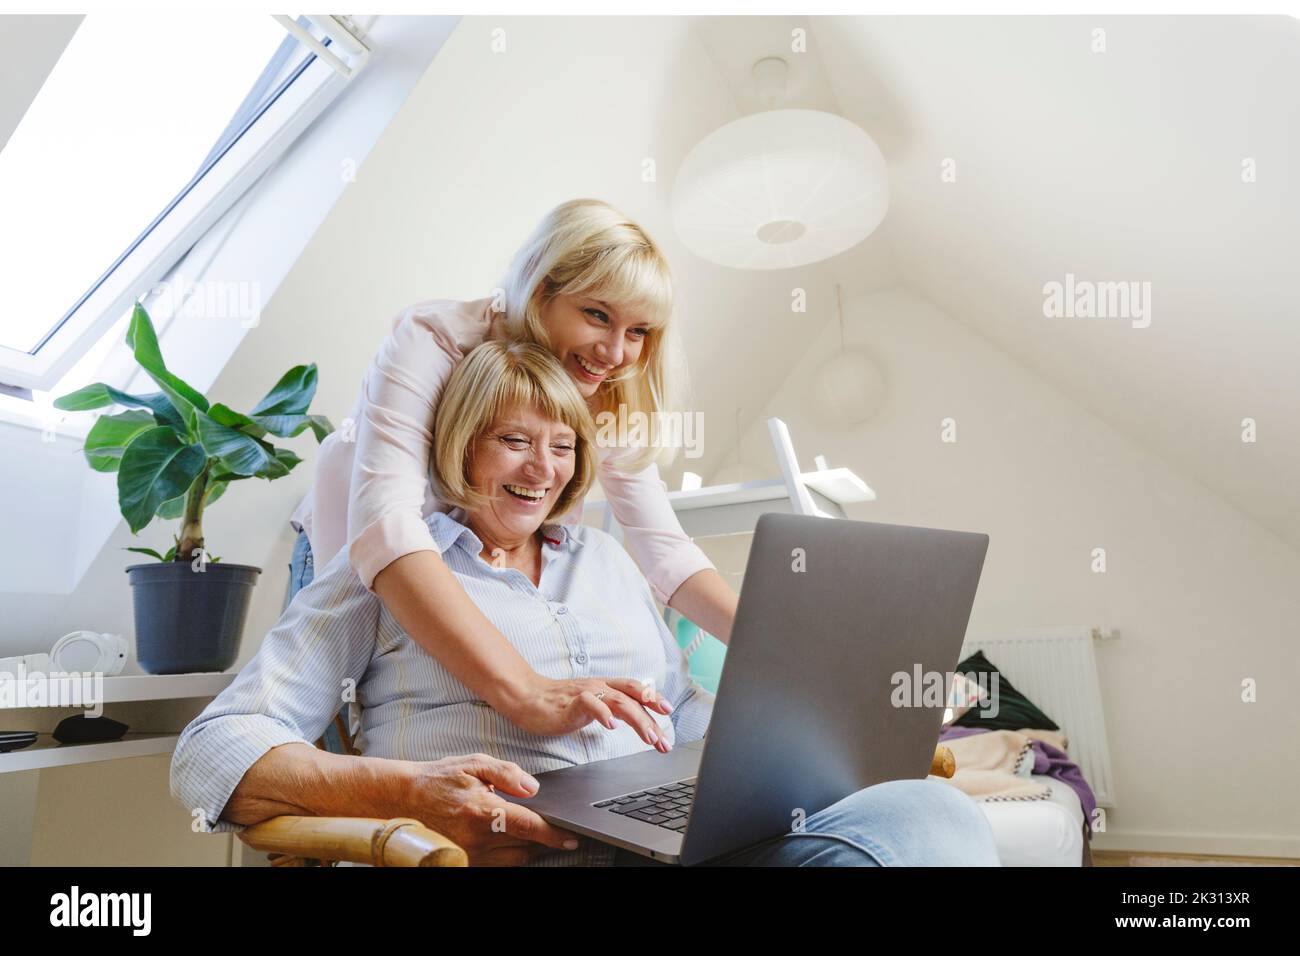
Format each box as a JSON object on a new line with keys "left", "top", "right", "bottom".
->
{"left": 597, "top": 451, "right": 715, "bottom": 605}
{"left": 346, "top": 299, "right": 492, "bottom": 590}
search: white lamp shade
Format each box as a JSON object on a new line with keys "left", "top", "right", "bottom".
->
{"left": 816, "top": 351, "right": 886, "bottom": 426}
{"left": 671, "top": 109, "right": 889, "bottom": 270}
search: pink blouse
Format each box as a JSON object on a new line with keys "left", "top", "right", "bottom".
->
{"left": 290, "top": 296, "right": 713, "bottom": 605}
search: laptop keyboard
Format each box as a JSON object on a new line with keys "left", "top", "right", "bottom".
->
{"left": 593, "top": 779, "right": 695, "bottom": 832}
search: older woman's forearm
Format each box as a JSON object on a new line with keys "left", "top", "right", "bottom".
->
{"left": 667, "top": 568, "right": 739, "bottom": 644}
{"left": 222, "top": 742, "right": 415, "bottom": 827}
{"left": 372, "top": 550, "right": 540, "bottom": 712}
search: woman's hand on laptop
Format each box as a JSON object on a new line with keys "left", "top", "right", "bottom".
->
{"left": 502, "top": 675, "right": 674, "bottom": 751}
{"left": 403, "top": 753, "right": 583, "bottom": 866}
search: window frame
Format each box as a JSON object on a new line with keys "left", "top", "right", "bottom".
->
{"left": 0, "top": 20, "right": 365, "bottom": 392}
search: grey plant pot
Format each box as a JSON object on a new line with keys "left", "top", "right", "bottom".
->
{"left": 125, "top": 561, "right": 261, "bottom": 674}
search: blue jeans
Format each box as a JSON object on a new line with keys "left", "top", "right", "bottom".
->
{"left": 287, "top": 527, "right": 315, "bottom": 604}
{"left": 615, "top": 778, "right": 1001, "bottom": 866}
{"left": 287, "top": 530, "right": 1001, "bottom": 866}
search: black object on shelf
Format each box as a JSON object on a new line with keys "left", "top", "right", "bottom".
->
{"left": 0, "top": 731, "right": 38, "bottom": 753}
{"left": 52, "top": 715, "right": 129, "bottom": 745}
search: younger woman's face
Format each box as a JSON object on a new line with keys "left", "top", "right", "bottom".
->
{"left": 539, "top": 293, "right": 653, "bottom": 399}
{"left": 467, "top": 404, "right": 578, "bottom": 545}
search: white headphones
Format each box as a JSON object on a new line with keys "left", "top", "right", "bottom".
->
{"left": 48, "top": 631, "right": 128, "bottom": 675}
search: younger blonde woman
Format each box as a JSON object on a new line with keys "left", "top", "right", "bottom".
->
{"left": 290, "top": 198, "right": 738, "bottom": 742}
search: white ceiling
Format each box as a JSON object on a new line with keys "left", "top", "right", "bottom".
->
{"left": 677, "top": 15, "right": 1299, "bottom": 551}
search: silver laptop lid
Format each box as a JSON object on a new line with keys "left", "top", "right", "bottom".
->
{"left": 679, "top": 513, "right": 988, "bottom": 865}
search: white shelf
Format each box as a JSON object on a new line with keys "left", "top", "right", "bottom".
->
{"left": 0, "top": 733, "right": 179, "bottom": 774}
{"left": 97, "top": 673, "right": 235, "bottom": 704}
{"left": 0, "top": 672, "right": 234, "bottom": 710}
{"left": 586, "top": 476, "right": 875, "bottom": 539}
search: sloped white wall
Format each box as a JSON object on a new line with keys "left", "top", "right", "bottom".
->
{"left": 709, "top": 285, "right": 1299, "bottom": 858}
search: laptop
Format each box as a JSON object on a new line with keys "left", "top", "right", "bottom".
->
{"left": 503, "top": 512, "right": 989, "bottom": 865}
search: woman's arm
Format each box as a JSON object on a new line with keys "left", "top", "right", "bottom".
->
{"left": 666, "top": 568, "right": 739, "bottom": 644}
{"left": 599, "top": 453, "right": 740, "bottom": 642}
{"left": 371, "top": 552, "right": 544, "bottom": 716}
{"left": 373, "top": 551, "right": 673, "bottom": 745}
{"left": 224, "top": 742, "right": 580, "bottom": 866}
{"left": 345, "top": 299, "right": 492, "bottom": 590}
{"left": 221, "top": 742, "right": 414, "bottom": 824}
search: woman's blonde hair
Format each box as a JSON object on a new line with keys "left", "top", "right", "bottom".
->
{"left": 494, "top": 198, "right": 686, "bottom": 472}
{"left": 430, "top": 340, "right": 596, "bottom": 520}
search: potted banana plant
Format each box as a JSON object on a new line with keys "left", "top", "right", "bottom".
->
{"left": 54, "top": 302, "right": 332, "bottom": 674}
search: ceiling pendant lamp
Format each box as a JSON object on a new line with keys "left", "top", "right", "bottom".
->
{"left": 671, "top": 56, "right": 890, "bottom": 271}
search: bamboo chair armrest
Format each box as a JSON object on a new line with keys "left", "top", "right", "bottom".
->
{"left": 930, "top": 744, "right": 956, "bottom": 778}
{"left": 238, "top": 815, "right": 468, "bottom": 867}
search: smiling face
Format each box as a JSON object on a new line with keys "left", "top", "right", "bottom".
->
{"left": 465, "top": 403, "right": 579, "bottom": 547}
{"left": 538, "top": 292, "right": 655, "bottom": 399}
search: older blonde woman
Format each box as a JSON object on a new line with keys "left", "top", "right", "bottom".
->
{"left": 290, "top": 198, "right": 737, "bottom": 742}
{"left": 174, "top": 341, "right": 1002, "bottom": 868}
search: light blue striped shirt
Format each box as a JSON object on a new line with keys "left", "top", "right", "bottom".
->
{"left": 170, "top": 509, "right": 715, "bottom": 865}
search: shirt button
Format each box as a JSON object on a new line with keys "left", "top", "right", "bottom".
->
{"left": 555, "top": 605, "right": 568, "bottom": 615}
{"left": 575, "top": 653, "right": 588, "bottom": 665}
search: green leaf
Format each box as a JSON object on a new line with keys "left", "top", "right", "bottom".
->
{"left": 255, "top": 446, "right": 302, "bottom": 480}
{"left": 156, "top": 494, "right": 184, "bottom": 520}
{"left": 250, "top": 364, "right": 317, "bottom": 417}
{"left": 250, "top": 413, "right": 333, "bottom": 442}
{"left": 210, "top": 469, "right": 251, "bottom": 483}
{"left": 53, "top": 382, "right": 125, "bottom": 412}
{"left": 163, "top": 545, "right": 177, "bottom": 562}
{"left": 116, "top": 427, "right": 207, "bottom": 533}
{"left": 124, "top": 303, "right": 210, "bottom": 430}
{"left": 196, "top": 411, "right": 273, "bottom": 476}
{"left": 155, "top": 482, "right": 192, "bottom": 521}
{"left": 53, "top": 382, "right": 185, "bottom": 432}
{"left": 123, "top": 546, "right": 166, "bottom": 561}
{"left": 207, "top": 402, "right": 267, "bottom": 439}
{"left": 83, "top": 409, "right": 156, "bottom": 473}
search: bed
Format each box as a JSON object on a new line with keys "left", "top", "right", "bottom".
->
{"left": 976, "top": 773, "right": 1089, "bottom": 867}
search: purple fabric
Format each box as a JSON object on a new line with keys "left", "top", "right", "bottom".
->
{"left": 937, "top": 726, "right": 988, "bottom": 742}
{"left": 938, "top": 725, "right": 1098, "bottom": 836}
{"left": 1030, "top": 739, "right": 1098, "bottom": 830}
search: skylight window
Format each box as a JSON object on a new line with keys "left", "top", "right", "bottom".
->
{"left": 0, "top": 14, "right": 365, "bottom": 398}
{"left": 0, "top": 14, "right": 293, "bottom": 356}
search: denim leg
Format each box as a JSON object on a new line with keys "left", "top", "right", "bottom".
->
{"left": 703, "top": 779, "right": 1003, "bottom": 867}
{"left": 286, "top": 528, "right": 315, "bottom": 608}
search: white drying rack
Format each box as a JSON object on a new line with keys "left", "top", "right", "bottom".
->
{"left": 585, "top": 417, "right": 875, "bottom": 540}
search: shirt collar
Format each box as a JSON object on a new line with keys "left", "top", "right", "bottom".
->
{"left": 432, "top": 509, "right": 583, "bottom": 558}
{"left": 539, "top": 521, "right": 583, "bottom": 551}
{"left": 429, "top": 509, "right": 481, "bottom": 558}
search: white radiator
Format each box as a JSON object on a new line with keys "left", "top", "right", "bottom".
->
{"left": 957, "top": 626, "right": 1117, "bottom": 809}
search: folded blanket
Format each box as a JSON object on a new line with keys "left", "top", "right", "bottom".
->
{"left": 937, "top": 726, "right": 1099, "bottom": 834}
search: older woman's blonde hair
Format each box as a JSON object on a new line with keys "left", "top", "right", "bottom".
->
{"left": 493, "top": 198, "right": 687, "bottom": 473}
{"left": 430, "top": 339, "right": 596, "bottom": 520}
